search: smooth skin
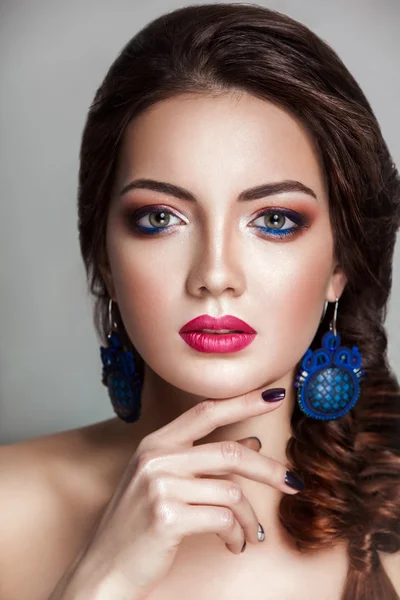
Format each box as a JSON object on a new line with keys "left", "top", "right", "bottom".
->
{"left": 1, "top": 91, "right": 399, "bottom": 600}
{"left": 50, "top": 390, "right": 296, "bottom": 599}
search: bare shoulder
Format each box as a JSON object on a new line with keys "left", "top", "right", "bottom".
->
{"left": 0, "top": 420, "right": 121, "bottom": 600}
{"left": 379, "top": 550, "right": 400, "bottom": 595}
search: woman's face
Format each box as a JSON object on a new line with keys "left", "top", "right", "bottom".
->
{"left": 104, "top": 91, "right": 346, "bottom": 399}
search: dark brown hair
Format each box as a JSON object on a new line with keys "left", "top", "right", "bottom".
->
{"left": 77, "top": 4, "right": 400, "bottom": 598}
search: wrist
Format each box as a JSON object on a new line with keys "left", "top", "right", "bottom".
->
{"left": 59, "top": 572, "right": 134, "bottom": 600}
{"left": 48, "top": 562, "right": 129, "bottom": 600}
{"left": 64, "top": 567, "right": 140, "bottom": 600}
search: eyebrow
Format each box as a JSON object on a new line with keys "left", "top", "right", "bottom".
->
{"left": 119, "top": 178, "right": 317, "bottom": 202}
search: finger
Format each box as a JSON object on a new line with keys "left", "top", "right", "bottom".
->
{"left": 141, "top": 441, "right": 302, "bottom": 495}
{"left": 143, "top": 387, "right": 285, "bottom": 450}
{"left": 148, "top": 475, "right": 260, "bottom": 545}
{"left": 236, "top": 437, "right": 262, "bottom": 452}
{"left": 166, "top": 503, "right": 246, "bottom": 555}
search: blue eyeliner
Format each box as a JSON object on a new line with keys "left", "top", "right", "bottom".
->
{"left": 256, "top": 225, "right": 297, "bottom": 238}
{"left": 135, "top": 224, "right": 170, "bottom": 235}
{"left": 249, "top": 206, "right": 308, "bottom": 238}
{"left": 127, "top": 204, "right": 182, "bottom": 235}
{"left": 127, "top": 206, "right": 309, "bottom": 238}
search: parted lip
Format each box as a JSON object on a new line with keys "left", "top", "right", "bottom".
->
{"left": 179, "top": 314, "right": 257, "bottom": 334}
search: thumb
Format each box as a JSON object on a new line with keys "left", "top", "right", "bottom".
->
{"left": 236, "top": 436, "right": 262, "bottom": 452}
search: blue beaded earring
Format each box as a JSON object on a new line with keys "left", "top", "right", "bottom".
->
{"left": 294, "top": 297, "right": 366, "bottom": 421}
{"left": 100, "top": 299, "right": 143, "bottom": 423}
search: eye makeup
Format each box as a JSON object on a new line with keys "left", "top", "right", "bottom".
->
{"left": 122, "top": 203, "right": 311, "bottom": 240}
{"left": 123, "top": 204, "right": 186, "bottom": 236}
{"left": 248, "top": 206, "right": 311, "bottom": 239}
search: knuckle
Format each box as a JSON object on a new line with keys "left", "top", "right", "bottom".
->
{"left": 268, "top": 458, "right": 284, "bottom": 485}
{"left": 226, "top": 482, "right": 243, "bottom": 504}
{"left": 241, "top": 391, "right": 254, "bottom": 408}
{"left": 193, "top": 399, "right": 218, "bottom": 422}
{"left": 220, "top": 440, "right": 243, "bottom": 464}
{"left": 151, "top": 501, "right": 178, "bottom": 531}
{"left": 136, "top": 450, "right": 159, "bottom": 476}
{"left": 148, "top": 476, "right": 169, "bottom": 503}
{"left": 220, "top": 509, "right": 235, "bottom": 530}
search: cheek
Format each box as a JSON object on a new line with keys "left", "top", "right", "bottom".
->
{"left": 283, "top": 259, "right": 329, "bottom": 316}
{"left": 276, "top": 223, "right": 333, "bottom": 303}
{"left": 283, "top": 267, "right": 328, "bottom": 340}
{"left": 107, "top": 242, "right": 179, "bottom": 341}
{"left": 254, "top": 234, "right": 334, "bottom": 363}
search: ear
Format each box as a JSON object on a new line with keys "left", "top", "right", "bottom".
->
{"left": 99, "top": 262, "right": 117, "bottom": 302}
{"left": 326, "top": 262, "right": 347, "bottom": 303}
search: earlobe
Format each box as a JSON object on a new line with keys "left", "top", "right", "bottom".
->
{"left": 326, "top": 265, "right": 347, "bottom": 303}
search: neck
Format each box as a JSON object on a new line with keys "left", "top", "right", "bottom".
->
{"left": 138, "top": 364, "right": 296, "bottom": 460}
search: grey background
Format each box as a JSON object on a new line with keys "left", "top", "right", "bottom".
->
{"left": 0, "top": 0, "right": 399, "bottom": 444}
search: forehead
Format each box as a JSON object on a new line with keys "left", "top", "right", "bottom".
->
{"left": 114, "top": 92, "right": 328, "bottom": 203}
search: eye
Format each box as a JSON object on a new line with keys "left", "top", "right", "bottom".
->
{"left": 249, "top": 208, "right": 308, "bottom": 239}
{"left": 130, "top": 206, "right": 185, "bottom": 235}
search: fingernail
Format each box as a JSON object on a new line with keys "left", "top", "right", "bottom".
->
{"left": 261, "top": 388, "right": 286, "bottom": 402}
{"left": 258, "top": 523, "right": 265, "bottom": 542}
{"left": 241, "top": 539, "right": 247, "bottom": 552}
{"left": 285, "top": 470, "right": 305, "bottom": 491}
{"left": 247, "top": 436, "right": 262, "bottom": 449}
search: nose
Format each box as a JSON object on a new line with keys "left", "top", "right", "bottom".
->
{"left": 185, "top": 225, "right": 246, "bottom": 299}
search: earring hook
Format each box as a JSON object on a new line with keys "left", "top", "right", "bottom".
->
{"left": 108, "top": 298, "right": 116, "bottom": 337}
{"left": 329, "top": 296, "right": 339, "bottom": 337}
{"left": 321, "top": 300, "right": 329, "bottom": 322}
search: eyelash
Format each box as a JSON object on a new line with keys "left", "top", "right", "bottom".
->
{"left": 127, "top": 204, "right": 310, "bottom": 239}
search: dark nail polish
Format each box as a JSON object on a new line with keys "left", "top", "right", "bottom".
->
{"left": 285, "top": 470, "right": 305, "bottom": 491}
{"left": 258, "top": 522, "right": 265, "bottom": 542}
{"left": 247, "top": 436, "right": 262, "bottom": 449}
{"left": 241, "top": 539, "right": 247, "bottom": 552}
{"left": 262, "top": 388, "right": 286, "bottom": 402}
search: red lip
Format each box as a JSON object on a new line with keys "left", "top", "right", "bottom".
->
{"left": 179, "top": 315, "right": 257, "bottom": 354}
{"left": 179, "top": 314, "right": 256, "bottom": 334}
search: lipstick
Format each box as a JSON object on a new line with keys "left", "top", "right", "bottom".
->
{"left": 179, "top": 314, "right": 257, "bottom": 353}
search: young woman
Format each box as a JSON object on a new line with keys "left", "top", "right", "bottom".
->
{"left": 1, "top": 4, "right": 399, "bottom": 600}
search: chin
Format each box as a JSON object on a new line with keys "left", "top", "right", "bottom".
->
{"left": 152, "top": 361, "right": 277, "bottom": 399}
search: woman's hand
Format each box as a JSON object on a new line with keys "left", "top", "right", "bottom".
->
{"left": 51, "top": 386, "right": 303, "bottom": 599}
